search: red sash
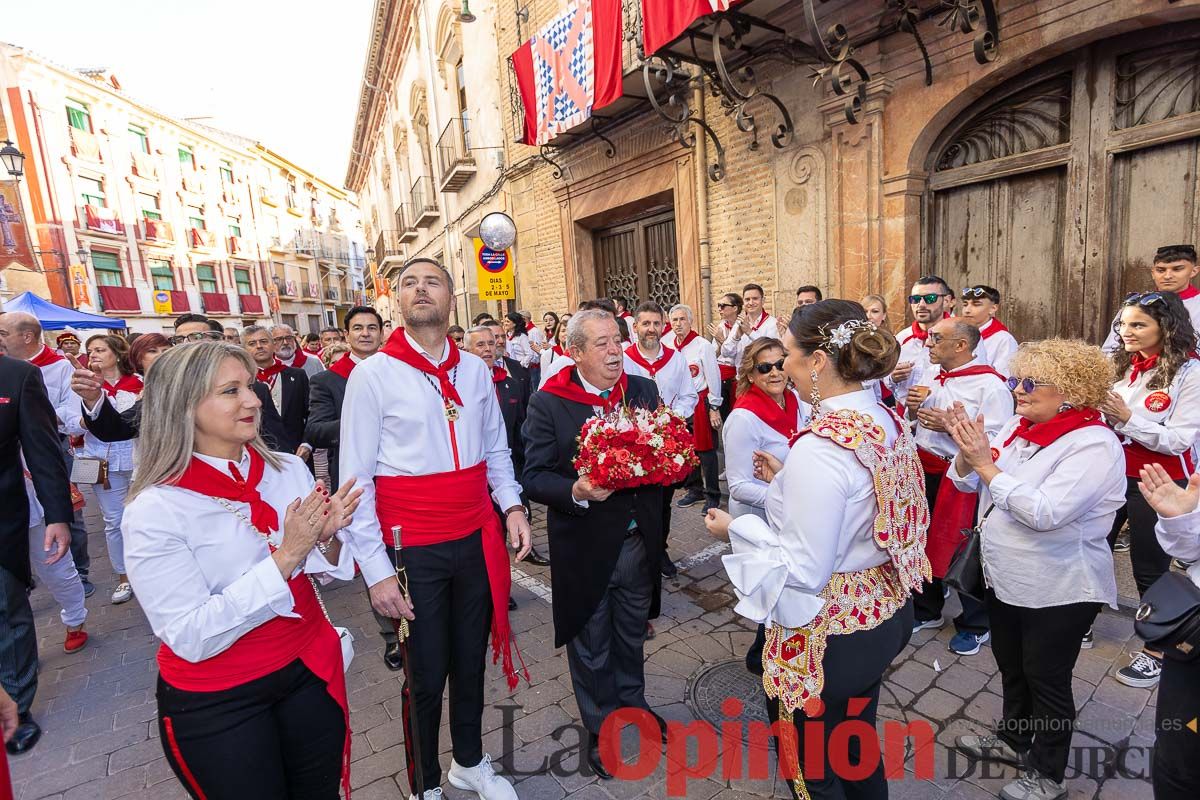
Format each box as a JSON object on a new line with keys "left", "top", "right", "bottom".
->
{"left": 673, "top": 330, "right": 700, "bottom": 350}
{"left": 102, "top": 374, "right": 144, "bottom": 397}
{"left": 934, "top": 365, "right": 1005, "bottom": 385}
{"left": 374, "top": 462, "right": 529, "bottom": 690}
{"left": 733, "top": 385, "right": 801, "bottom": 441}
{"left": 718, "top": 364, "right": 736, "bottom": 381}
{"left": 0, "top": 749, "right": 10, "bottom": 800}
{"left": 256, "top": 358, "right": 285, "bottom": 386}
{"left": 692, "top": 389, "right": 714, "bottom": 451}
{"left": 625, "top": 345, "right": 675, "bottom": 376}
{"left": 328, "top": 352, "right": 356, "bottom": 380}
{"left": 540, "top": 367, "right": 628, "bottom": 412}
{"left": 29, "top": 346, "right": 64, "bottom": 368}
{"left": 980, "top": 319, "right": 1010, "bottom": 340}
{"left": 1124, "top": 442, "right": 1195, "bottom": 480}
{"left": 917, "top": 448, "right": 976, "bottom": 578}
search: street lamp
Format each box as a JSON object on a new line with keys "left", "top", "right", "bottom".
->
{"left": 0, "top": 140, "right": 24, "bottom": 178}
{"left": 459, "top": 1, "right": 476, "bottom": 23}
{"left": 76, "top": 245, "right": 90, "bottom": 265}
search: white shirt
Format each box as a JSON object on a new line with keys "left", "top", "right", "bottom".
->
{"left": 723, "top": 390, "right": 900, "bottom": 628}
{"left": 281, "top": 350, "right": 325, "bottom": 377}
{"left": 1155, "top": 509, "right": 1200, "bottom": 590}
{"left": 722, "top": 390, "right": 810, "bottom": 520}
{"left": 622, "top": 344, "right": 698, "bottom": 419}
{"left": 718, "top": 313, "right": 779, "bottom": 368}
{"left": 665, "top": 332, "right": 723, "bottom": 406}
{"left": 340, "top": 333, "right": 522, "bottom": 587}
{"left": 976, "top": 319, "right": 1019, "bottom": 376}
{"left": 1110, "top": 358, "right": 1200, "bottom": 467}
{"left": 528, "top": 326, "right": 547, "bottom": 348}
{"left": 713, "top": 321, "right": 739, "bottom": 372}
{"left": 912, "top": 357, "right": 1014, "bottom": 460}
{"left": 885, "top": 325, "right": 933, "bottom": 408}
{"left": 29, "top": 347, "right": 84, "bottom": 437}
{"left": 1103, "top": 290, "right": 1200, "bottom": 354}
{"left": 505, "top": 332, "right": 535, "bottom": 368}
{"left": 949, "top": 418, "right": 1124, "bottom": 609}
{"left": 123, "top": 449, "right": 354, "bottom": 663}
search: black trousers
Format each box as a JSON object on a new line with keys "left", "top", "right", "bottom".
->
{"left": 157, "top": 659, "right": 345, "bottom": 800}
{"left": 0, "top": 565, "right": 37, "bottom": 715}
{"left": 566, "top": 533, "right": 655, "bottom": 735}
{"left": 59, "top": 436, "right": 90, "bottom": 578}
{"left": 719, "top": 377, "right": 735, "bottom": 421}
{"left": 372, "top": 542, "right": 401, "bottom": 646}
{"left": 684, "top": 448, "right": 722, "bottom": 503}
{"left": 913, "top": 469, "right": 989, "bottom": 634}
{"left": 773, "top": 599, "right": 915, "bottom": 800}
{"left": 986, "top": 590, "right": 1099, "bottom": 783}
{"left": 1155, "top": 655, "right": 1200, "bottom": 799}
{"left": 400, "top": 530, "right": 492, "bottom": 792}
{"left": 1108, "top": 477, "right": 1176, "bottom": 598}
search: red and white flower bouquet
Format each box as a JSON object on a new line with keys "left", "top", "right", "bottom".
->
{"left": 573, "top": 403, "right": 698, "bottom": 490}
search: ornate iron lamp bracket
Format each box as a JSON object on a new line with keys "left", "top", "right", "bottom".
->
{"left": 937, "top": 0, "right": 1000, "bottom": 64}
{"left": 643, "top": 56, "right": 727, "bottom": 181}
{"left": 709, "top": 14, "right": 795, "bottom": 151}
{"left": 538, "top": 145, "right": 565, "bottom": 180}
{"left": 803, "top": 0, "right": 872, "bottom": 124}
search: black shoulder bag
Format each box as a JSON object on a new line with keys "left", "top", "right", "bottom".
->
{"left": 1135, "top": 571, "right": 1200, "bottom": 662}
{"left": 943, "top": 504, "right": 994, "bottom": 604}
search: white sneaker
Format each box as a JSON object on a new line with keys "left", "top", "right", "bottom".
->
{"left": 111, "top": 582, "right": 133, "bottom": 604}
{"left": 409, "top": 789, "right": 442, "bottom": 800}
{"left": 447, "top": 754, "right": 517, "bottom": 800}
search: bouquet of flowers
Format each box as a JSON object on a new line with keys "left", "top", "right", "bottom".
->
{"left": 573, "top": 403, "right": 698, "bottom": 490}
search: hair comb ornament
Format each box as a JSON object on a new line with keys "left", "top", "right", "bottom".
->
{"left": 821, "top": 319, "right": 876, "bottom": 350}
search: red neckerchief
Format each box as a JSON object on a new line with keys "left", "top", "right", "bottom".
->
{"left": 734, "top": 385, "right": 801, "bottom": 441}
{"left": 173, "top": 448, "right": 279, "bottom": 539}
{"left": 102, "top": 374, "right": 144, "bottom": 397}
{"left": 934, "top": 364, "right": 1005, "bottom": 385}
{"left": 379, "top": 328, "right": 463, "bottom": 405}
{"left": 908, "top": 321, "right": 930, "bottom": 342}
{"left": 1128, "top": 352, "right": 1160, "bottom": 386}
{"left": 551, "top": 344, "right": 566, "bottom": 357}
{"left": 625, "top": 344, "right": 675, "bottom": 376}
{"left": 673, "top": 330, "right": 700, "bottom": 350}
{"left": 287, "top": 349, "right": 309, "bottom": 369}
{"left": 1179, "top": 285, "right": 1199, "bottom": 300}
{"left": 749, "top": 313, "right": 771, "bottom": 332}
{"left": 29, "top": 345, "right": 64, "bottom": 368}
{"left": 492, "top": 364, "right": 507, "bottom": 384}
{"left": 327, "top": 352, "right": 356, "bottom": 380}
{"left": 256, "top": 358, "right": 286, "bottom": 387}
{"left": 1002, "top": 407, "right": 1107, "bottom": 448}
{"left": 540, "top": 367, "right": 628, "bottom": 413}
{"left": 980, "top": 318, "right": 1010, "bottom": 339}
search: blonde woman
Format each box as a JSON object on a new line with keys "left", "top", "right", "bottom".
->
{"left": 861, "top": 294, "right": 889, "bottom": 330}
{"left": 123, "top": 342, "right": 361, "bottom": 799}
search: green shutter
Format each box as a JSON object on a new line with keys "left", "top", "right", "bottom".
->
{"left": 178, "top": 147, "right": 193, "bottom": 165}
{"left": 91, "top": 252, "right": 122, "bottom": 287}
{"left": 235, "top": 268, "right": 252, "bottom": 295}
{"left": 67, "top": 103, "right": 90, "bottom": 131}
{"left": 196, "top": 264, "right": 217, "bottom": 293}
{"left": 150, "top": 261, "right": 175, "bottom": 290}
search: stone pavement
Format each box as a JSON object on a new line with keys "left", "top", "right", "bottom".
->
{"left": 9, "top": 489, "right": 1160, "bottom": 800}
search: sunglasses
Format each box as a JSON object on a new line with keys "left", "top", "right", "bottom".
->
{"left": 754, "top": 359, "right": 786, "bottom": 375}
{"left": 927, "top": 333, "right": 965, "bottom": 345}
{"left": 170, "top": 332, "right": 222, "bottom": 344}
{"left": 1123, "top": 291, "right": 1165, "bottom": 307}
{"left": 909, "top": 293, "right": 948, "bottom": 305}
{"left": 1005, "top": 377, "right": 1054, "bottom": 393}
{"left": 717, "top": 302, "right": 737, "bottom": 309}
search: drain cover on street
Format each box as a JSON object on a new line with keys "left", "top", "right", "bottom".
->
{"left": 687, "top": 659, "right": 770, "bottom": 739}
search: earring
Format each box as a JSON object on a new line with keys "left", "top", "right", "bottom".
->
{"left": 1058, "top": 402, "right": 1073, "bottom": 413}
{"left": 809, "top": 369, "right": 822, "bottom": 414}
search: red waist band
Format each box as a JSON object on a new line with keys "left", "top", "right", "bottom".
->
{"left": 1123, "top": 442, "right": 1195, "bottom": 480}
{"left": 719, "top": 364, "right": 736, "bottom": 382}
{"left": 918, "top": 447, "right": 951, "bottom": 476}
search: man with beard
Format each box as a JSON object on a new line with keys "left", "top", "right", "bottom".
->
{"left": 622, "top": 302, "right": 697, "bottom": 579}
{"left": 521, "top": 310, "right": 667, "bottom": 779}
{"left": 340, "top": 258, "right": 531, "bottom": 800}
{"left": 270, "top": 323, "right": 325, "bottom": 377}
{"left": 887, "top": 275, "right": 955, "bottom": 407}
{"left": 242, "top": 325, "right": 310, "bottom": 457}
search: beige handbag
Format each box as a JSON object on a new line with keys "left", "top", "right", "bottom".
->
{"left": 70, "top": 445, "right": 110, "bottom": 488}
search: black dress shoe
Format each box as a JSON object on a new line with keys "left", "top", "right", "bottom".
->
{"left": 586, "top": 734, "right": 613, "bottom": 780}
{"left": 508, "top": 596, "right": 518, "bottom": 611}
{"left": 650, "top": 711, "right": 669, "bottom": 744}
{"left": 6, "top": 713, "right": 41, "bottom": 755}
{"left": 383, "top": 642, "right": 404, "bottom": 672}
{"left": 523, "top": 548, "right": 551, "bottom": 567}
{"left": 660, "top": 552, "right": 678, "bottom": 578}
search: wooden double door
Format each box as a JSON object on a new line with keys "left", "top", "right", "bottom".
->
{"left": 594, "top": 210, "right": 680, "bottom": 310}
{"left": 924, "top": 23, "right": 1200, "bottom": 343}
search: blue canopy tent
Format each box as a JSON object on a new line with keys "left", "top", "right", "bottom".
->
{"left": 2, "top": 291, "right": 126, "bottom": 330}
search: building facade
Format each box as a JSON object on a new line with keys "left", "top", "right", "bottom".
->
{"left": 355, "top": 0, "right": 1200, "bottom": 343}
{"left": 0, "top": 44, "right": 366, "bottom": 334}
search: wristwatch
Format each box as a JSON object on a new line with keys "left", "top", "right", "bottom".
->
{"left": 504, "top": 505, "right": 530, "bottom": 519}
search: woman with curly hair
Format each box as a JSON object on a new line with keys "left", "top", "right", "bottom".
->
{"left": 1098, "top": 291, "right": 1200, "bottom": 689}
{"left": 946, "top": 339, "right": 1125, "bottom": 800}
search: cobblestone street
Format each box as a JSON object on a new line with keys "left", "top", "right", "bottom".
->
{"left": 9, "top": 490, "right": 1160, "bottom": 800}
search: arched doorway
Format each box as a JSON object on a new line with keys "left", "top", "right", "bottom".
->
{"left": 923, "top": 23, "right": 1200, "bottom": 343}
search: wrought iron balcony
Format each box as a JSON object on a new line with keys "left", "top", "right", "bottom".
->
{"left": 395, "top": 204, "right": 418, "bottom": 243}
{"left": 374, "top": 230, "right": 408, "bottom": 265}
{"left": 436, "top": 115, "right": 476, "bottom": 192}
{"left": 410, "top": 176, "right": 438, "bottom": 227}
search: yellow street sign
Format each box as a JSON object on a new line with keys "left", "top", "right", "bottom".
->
{"left": 152, "top": 290, "right": 173, "bottom": 315}
{"left": 473, "top": 237, "right": 515, "bottom": 301}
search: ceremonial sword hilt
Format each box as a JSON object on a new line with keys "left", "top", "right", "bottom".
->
{"left": 389, "top": 525, "right": 412, "bottom": 642}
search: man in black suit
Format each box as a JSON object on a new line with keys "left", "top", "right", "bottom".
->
{"left": 305, "top": 305, "right": 383, "bottom": 491}
{"left": 241, "top": 325, "right": 309, "bottom": 457}
{"left": 521, "top": 309, "right": 665, "bottom": 779}
{"left": 464, "top": 325, "right": 549, "bottom": 576}
{"left": 0, "top": 355, "right": 73, "bottom": 754}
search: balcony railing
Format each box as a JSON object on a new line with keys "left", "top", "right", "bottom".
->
{"left": 374, "top": 230, "right": 409, "bottom": 264}
{"left": 97, "top": 285, "right": 140, "bottom": 313}
{"left": 200, "top": 291, "right": 230, "bottom": 314}
{"left": 437, "top": 115, "right": 476, "bottom": 192}
{"left": 239, "top": 294, "right": 265, "bottom": 315}
{"left": 325, "top": 286, "right": 340, "bottom": 302}
{"left": 395, "top": 204, "right": 418, "bottom": 243}
{"left": 303, "top": 281, "right": 320, "bottom": 300}
{"left": 410, "top": 175, "right": 438, "bottom": 227}
{"left": 82, "top": 205, "right": 125, "bottom": 236}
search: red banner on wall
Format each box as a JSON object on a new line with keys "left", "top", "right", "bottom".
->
{"left": 641, "top": 0, "right": 747, "bottom": 57}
